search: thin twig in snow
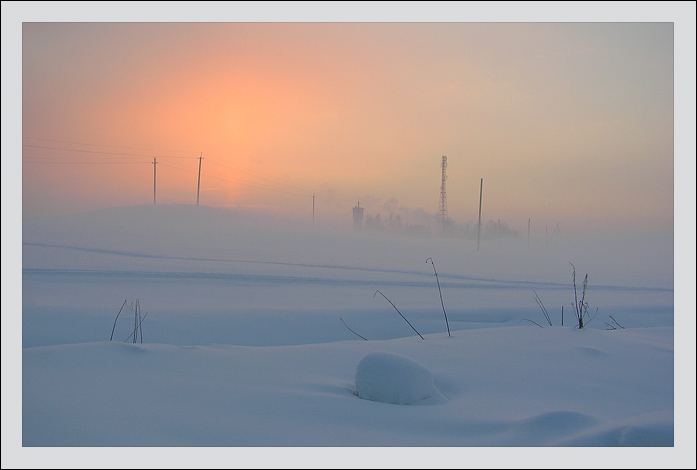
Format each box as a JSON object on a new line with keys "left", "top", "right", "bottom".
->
{"left": 427, "top": 257, "right": 451, "bottom": 337}
{"left": 609, "top": 315, "right": 625, "bottom": 329}
{"left": 110, "top": 299, "right": 127, "bottom": 341}
{"left": 520, "top": 318, "right": 544, "bottom": 328}
{"left": 123, "top": 312, "right": 148, "bottom": 343}
{"left": 374, "top": 290, "right": 424, "bottom": 340}
{"left": 339, "top": 317, "right": 368, "bottom": 341}
{"left": 533, "top": 290, "right": 552, "bottom": 326}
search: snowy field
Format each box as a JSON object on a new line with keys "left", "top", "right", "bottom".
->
{"left": 7, "top": 205, "right": 695, "bottom": 467}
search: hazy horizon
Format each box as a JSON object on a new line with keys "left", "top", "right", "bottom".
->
{"left": 10, "top": 6, "right": 685, "bottom": 242}
{"left": 3, "top": 4, "right": 696, "bottom": 463}
{"left": 3, "top": 4, "right": 695, "bottom": 248}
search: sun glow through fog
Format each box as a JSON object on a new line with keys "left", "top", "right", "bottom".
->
{"left": 16, "top": 18, "right": 677, "bottom": 242}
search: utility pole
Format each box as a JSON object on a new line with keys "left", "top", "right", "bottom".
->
{"left": 528, "top": 218, "right": 531, "bottom": 248}
{"left": 197, "top": 153, "right": 203, "bottom": 206}
{"left": 153, "top": 157, "right": 157, "bottom": 205}
{"left": 439, "top": 156, "right": 448, "bottom": 230}
{"left": 477, "top": 178, "right": 483, "bottom": 252}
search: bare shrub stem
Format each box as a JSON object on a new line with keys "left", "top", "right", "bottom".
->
{"left": 570, "top": 263, "right": 597, "bottom": 329}
{"left": 426, "top": 257, "right": 451, "bottom": 336}
{"left": 374, "top": 290, "right": 424, "bottom": 340}
{"left": 609, "top": 315, "right": 625, "bottom": 329}
{"left": 110, "top": 299, "right": 127, "bottom": 341}
{"left": 606, "top": 315, "right": 625, "bottom": 330}
{"left": 520, "top": 318, "right": 544, "bottom": 328}
{"left": 533, "top": 290, "right": 552, "bottom": 326}
{"left": 339, "top": 317, "right": 368, "bottom": 341}
{"left": 123, "top": 311, "right": 148, "bottom": 343}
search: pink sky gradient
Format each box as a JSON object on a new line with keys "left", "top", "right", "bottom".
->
{"left": 6, "top": 4, "right": 692, "bottom": 242}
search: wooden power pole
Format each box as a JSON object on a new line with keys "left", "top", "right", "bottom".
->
{"left": 528, "top": 218, "right": 531, "bottom": 248}
{"left": 197, "top": 153, "right": 203, "bottom": 206}
{"left": 477, "top": 178, "right": 483, "bottom": 252}
{"left": 153, "top": 157, "right": 157, "bottom": 205}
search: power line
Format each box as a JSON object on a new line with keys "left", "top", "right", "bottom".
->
{"left": 22, "top": 136, "right": 199, "bottom": 155}
{"left": 25, "top": 144, "right": 316, "bottom": 197}
{"left": 201, "top": 161, "right": 311, "bottom": 198}
{"left": 22, "top": 144, "right": 196, "bottom": 159}
{"left": 23, "top": 160, "right": 150, "bottom": 164}
{"left": 206, "top": 158, "right": 313, "bottom": 195}
{"left": 24, "top": 146, "right": 312, "bottom": 197}
{"left": 204, "top": 171, "right": 310, "bottom": 197}
{"left": 23, "top": 138, "right": 349, "bottom": 212}
{"left": 157, "top": 160, "right": 199, "bottom": 173}
{"left": 205, "top": 159, "right": 313, "bottom": 197}
{"left": 24, "top": 137, "right": 315, "bottom": 194}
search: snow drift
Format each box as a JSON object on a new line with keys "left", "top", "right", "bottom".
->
{"left": 9, "top": 204, "right": 690, "bottom": 468}
{"left": 355, "top": 351, "right": 438, "bottom": 405}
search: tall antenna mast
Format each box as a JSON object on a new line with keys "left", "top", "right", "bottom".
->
{"left": 439, "top": 155, "right": 448, "bottom": 228}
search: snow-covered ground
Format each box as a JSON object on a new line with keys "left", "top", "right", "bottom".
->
{"left": 6, "top": 205, "right": 695, "bottom": 467}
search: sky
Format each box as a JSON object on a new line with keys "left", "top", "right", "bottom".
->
{"left": 4, "top": 2, "right": 695, "bottom": 242}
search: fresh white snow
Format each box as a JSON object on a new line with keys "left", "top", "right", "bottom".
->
{"left": 4, "top": 204, "right": 695, "bottom": 468}
{"left": 355, "top": 352, "right": 440, "bottom": 405}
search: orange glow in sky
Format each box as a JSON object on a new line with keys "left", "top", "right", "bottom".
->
{"left": 12, "top": 8, "right": 683, "bottom": 241}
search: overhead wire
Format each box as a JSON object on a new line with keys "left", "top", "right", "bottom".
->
{"left": 204, "top": 168, "right": 310, "bottom": 197}
{"left": 157, "top": 159, "right": 199, "bottom": 174}
{"left": 22, "top": 144, "right": 196, "bottom": 159}
{"left": 22, "top": 137, "right": 365, "bottom": 207}
{"left": 205, "top": 156, "right": 314, "bottom": 196}
{"left": 22, "top": 136, "right": 199, "bottom": 156}
{"left": 24, "top": 141, "right": 310, "bottom": 194}
{"left": 24, "top": 142, "right": 314, "bottom": 198}
{"left": 23, "top": 160, "right": 150, "bottom": 164}
{"left": 204, "top": 157, "right": 314, "bottom": 197}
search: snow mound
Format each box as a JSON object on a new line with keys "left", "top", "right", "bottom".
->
{"left": 355, "top": 352, "right": 436, "bottom": 405}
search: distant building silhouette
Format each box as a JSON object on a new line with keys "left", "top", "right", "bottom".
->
{"left": 353, "top": 201, "right": 364, "bottom": 231}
